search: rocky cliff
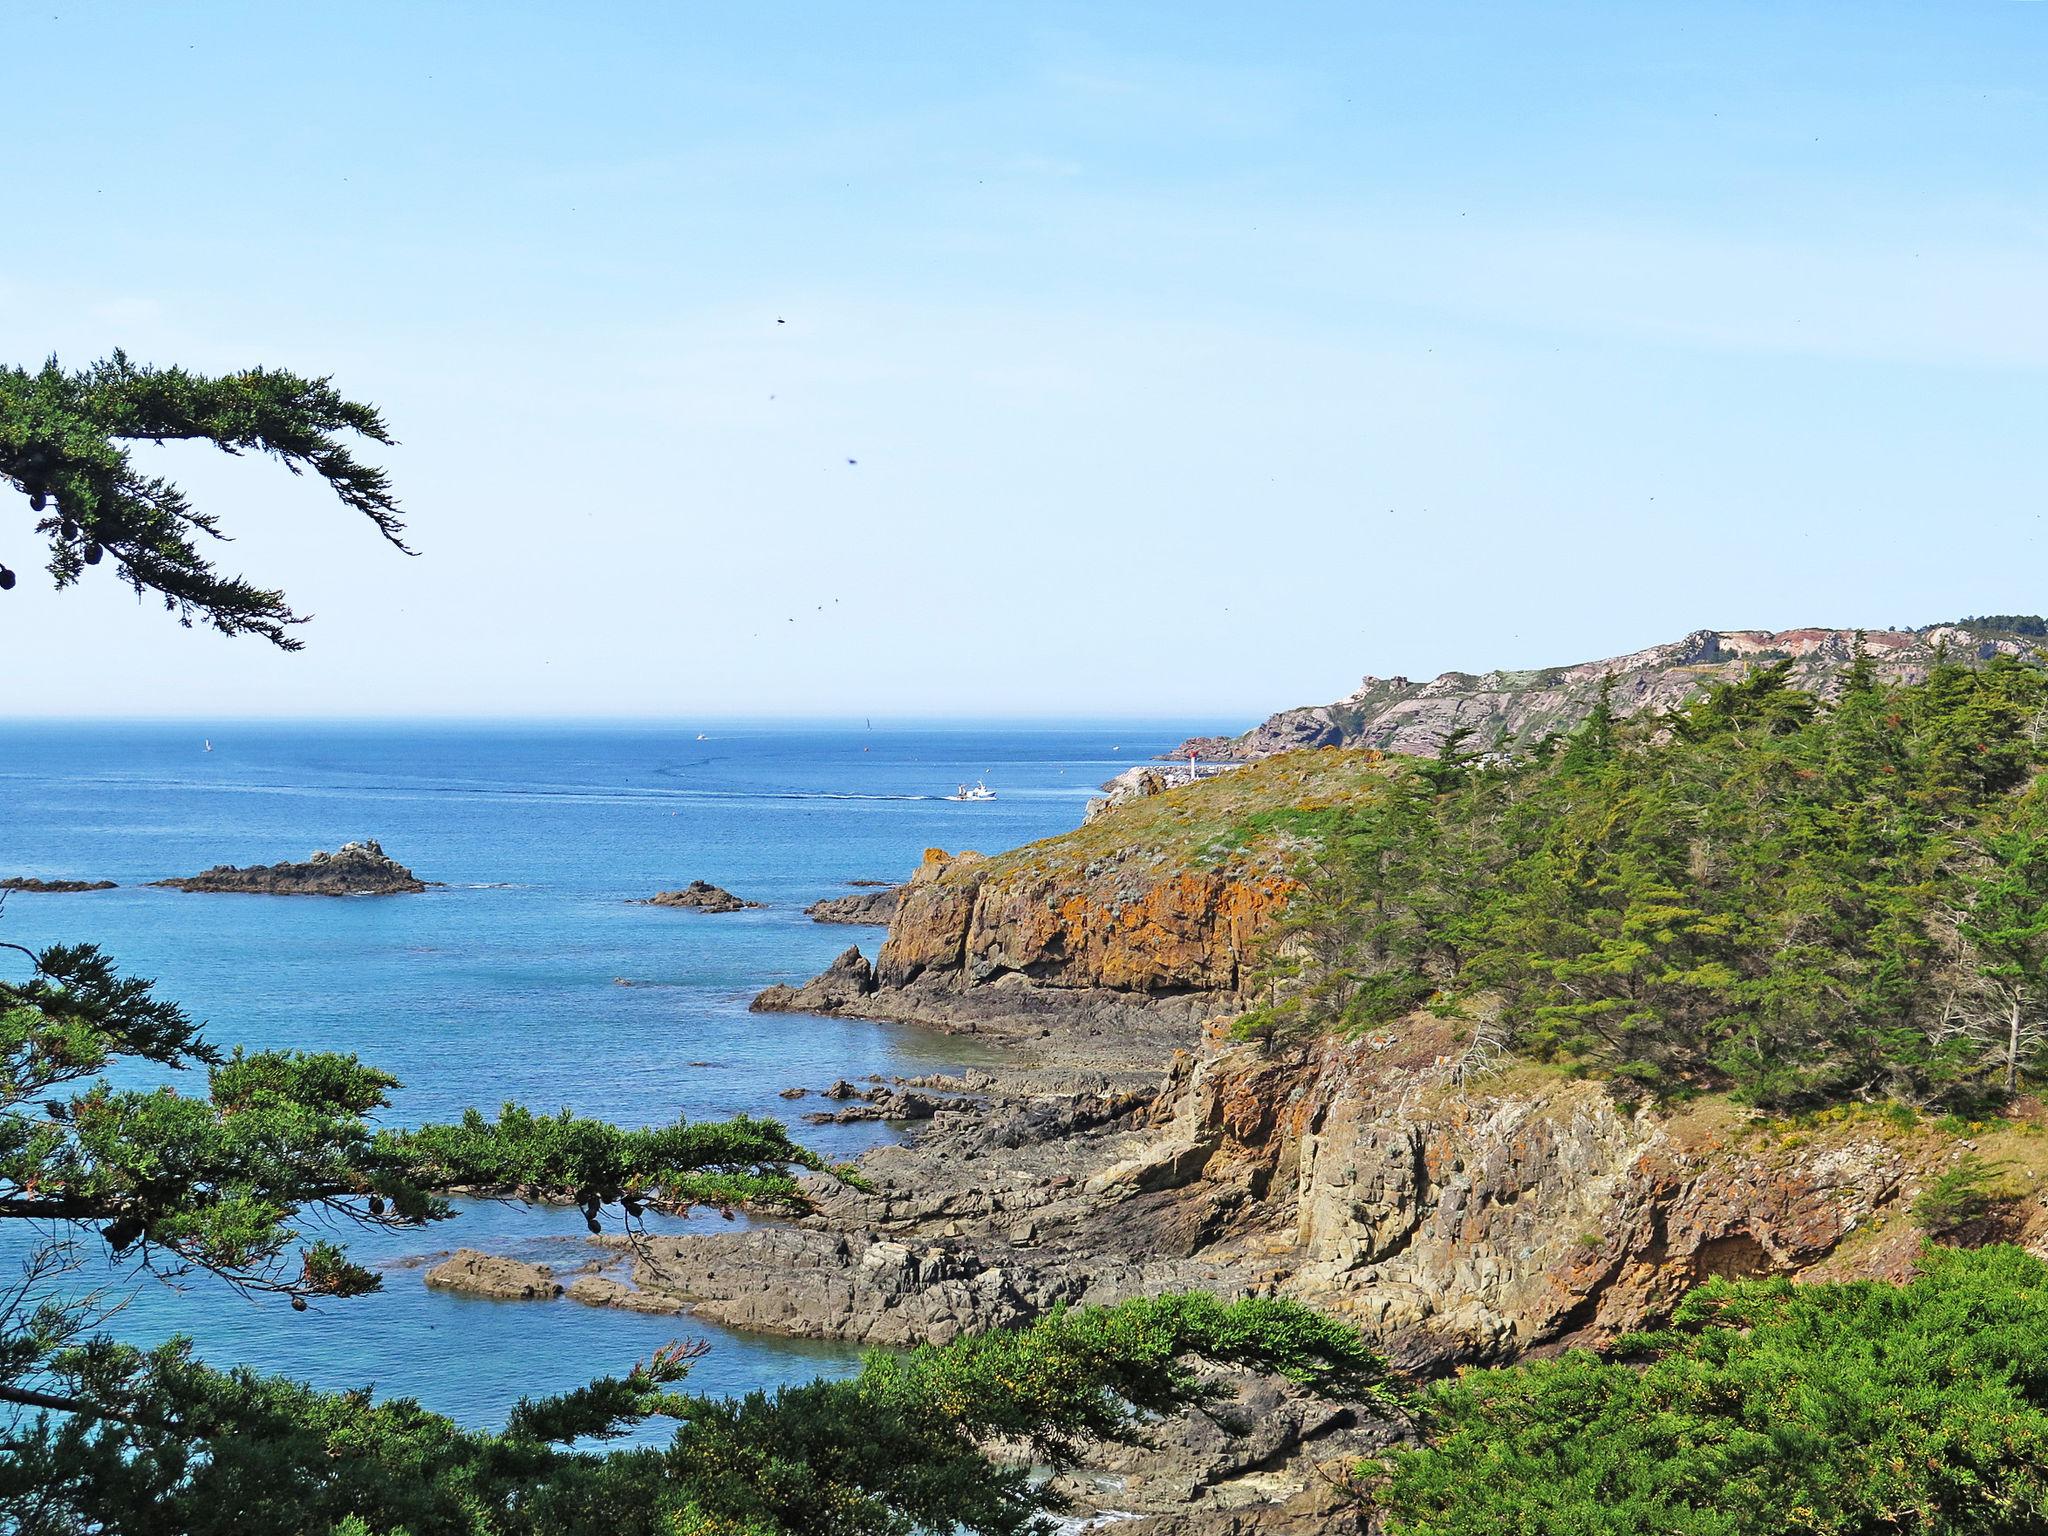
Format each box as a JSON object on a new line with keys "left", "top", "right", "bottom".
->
{"left": 754, "top": 752, "right": 1390, "bottom": 1057}
{"left": 586, "top": 1007, "right": 2045, "bottom": 1370}
{"left": 1176, "top": 620, "right": 2045, "bottom": 761}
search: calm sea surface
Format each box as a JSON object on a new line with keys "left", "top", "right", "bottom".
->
{"left": 0, "top": 719, "right": 1224, "bottom": 1435}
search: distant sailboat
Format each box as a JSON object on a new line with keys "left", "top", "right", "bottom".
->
{"left": 202, "top": 739, "right": 213, "bottom": 752}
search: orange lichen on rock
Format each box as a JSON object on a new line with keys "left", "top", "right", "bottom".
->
{"left": 877, "top": 845, "right": 1297, "bottom": 997}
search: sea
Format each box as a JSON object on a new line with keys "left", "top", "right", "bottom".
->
{"left": 0, "top": 718, "right": 1226, "bottom": 1438}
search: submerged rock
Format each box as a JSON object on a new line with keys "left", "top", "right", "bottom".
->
{"left": 423, "top": 1249, "right": 562, "bottom": 1300}
{"left": 0, "top": 877, "right": 117, "bottom": 893}
{"left": 151, "top": 839, "right": 426, "bottom": 895}
{"left": 644, "top": 880, "right": 761, "bottom": 913}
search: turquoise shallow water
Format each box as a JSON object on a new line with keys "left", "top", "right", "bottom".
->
{"left": 0, "top": 718, "right": 1223, "bottom": 1433}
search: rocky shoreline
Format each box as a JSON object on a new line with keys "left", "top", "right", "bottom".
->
{"left": 416, "top": 761, "right": 2048, "bottom": 1531}
{"left": 0, "top": 876, "right": 117, "bottom": 892}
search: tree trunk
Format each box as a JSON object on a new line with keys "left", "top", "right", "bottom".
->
{"left": 2008, "top": 994, "right": 2023, "bottom": 1095}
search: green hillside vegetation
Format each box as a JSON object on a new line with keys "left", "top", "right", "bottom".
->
{"left": 980, "top": 749, "right": 1395, "bottom": 884}
{"left": 1375, "top": 1243, "right": 2048, "bottom": 1535}
{"left": 1241, "top": 651, "right": 2048, "bottom": 1109}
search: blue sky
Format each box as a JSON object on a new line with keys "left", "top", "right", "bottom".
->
{"left": 4, "top": 2, "right": 2044, "bottom": 719}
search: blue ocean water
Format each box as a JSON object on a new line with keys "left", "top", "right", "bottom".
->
{"left": 0, "top": 719, "right": 1223, "bottom": 1433}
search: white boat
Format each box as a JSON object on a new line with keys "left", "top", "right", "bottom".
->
{"left": 948, "top": 779, "right": 996, "bottom": 802}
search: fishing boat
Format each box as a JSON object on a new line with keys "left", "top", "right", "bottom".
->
{"left": 948, "top": 779, "right": 996, "bottom": 802}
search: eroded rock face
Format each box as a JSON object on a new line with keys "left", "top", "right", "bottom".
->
{"left": 876, "top": 848, "right": 1295, "bottom": 998}
{"left": 628, "top": 1226, "right": 1060, "bottom": 1346}
{"left": 628, "top": 1014, "right": 1993, "bottom": 1380}
{"left": 151, "top": 839, "right": 426, "bottom": 895}
{"left": 1177, "top": 622, "right": 2043, "bottom": 762}
{"left": 645, "top": 880, "right": 760, "bottom": 912}
{"left": 423, "top": 1249, "right": 562, "bottom": 1300}
{"left": 806, "top": 887, "right": 902, "bottom": 924}
{"left": 1042, "top": 1367, "right": 1388, "bottom": 1533}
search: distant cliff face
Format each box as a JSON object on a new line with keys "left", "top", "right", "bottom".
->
{"left": 1177, "top": 622, "right": 2043, "bottom": 761}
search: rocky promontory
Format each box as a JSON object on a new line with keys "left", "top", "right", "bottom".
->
{"left": 718, "top": 744, "right": 2048, "bottom": 1380}
{"left": 644, "top": 881, "right": 760, "bottom": 913}
{"left": 0, "top": 877, "right": 117, "bottom": 893}
{"left": 151, "top": 839, "right": 426, "bottom": 895}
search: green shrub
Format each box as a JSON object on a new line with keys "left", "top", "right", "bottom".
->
{"left": 1376, "top": 1245, "right": 2048, "bottom": 1535}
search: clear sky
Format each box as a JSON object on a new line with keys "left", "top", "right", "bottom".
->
{"left": 4, "top": 2, "right": 2045, "bottom": 720}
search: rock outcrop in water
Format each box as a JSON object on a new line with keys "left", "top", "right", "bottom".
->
{"left": 424, "top": 1249, "right": 562, "bottom": 1300}
{"left": 151, "top": 839, "right": 426, "bottom": 895}
{"left": 805, "top": 886, "right": 902, "bottom": 924}
{"left": 0, "top": 877, "right": 117, "bottom": 893}
{"left": 750, "top": 946, "right": 878, "bottom": 1014}
{"left": 644, "top": 881, "right": 760, "bottom": 913}
{"left": 1175, "top": 621, "right": 2047, "bottom": 762}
